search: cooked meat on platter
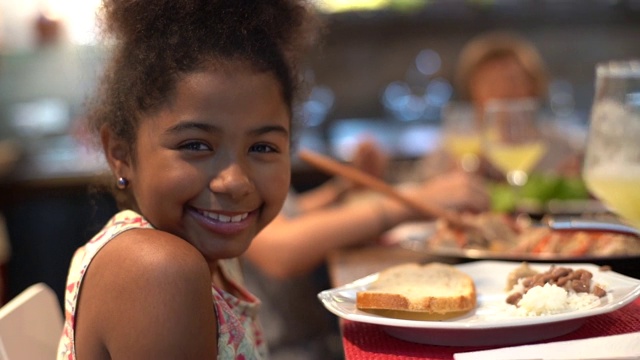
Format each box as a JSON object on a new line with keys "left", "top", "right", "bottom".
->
{"left": 429, "top": 212, "right": 640, "bottom": 257}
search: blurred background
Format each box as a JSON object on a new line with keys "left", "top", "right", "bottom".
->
{"left": 0, "top": 0, "right": 639, "bottom": 307}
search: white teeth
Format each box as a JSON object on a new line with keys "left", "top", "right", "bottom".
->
{"left": 201, "top": 211, "right": 248, "bottom": 223}
{"left": 231, "top": 214, "right": 247, "bottom": 222}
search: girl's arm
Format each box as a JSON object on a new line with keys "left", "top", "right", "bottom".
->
{"left": 245, "top": 170, "right": 489, "bottom": 279}
{"left": 245, "top": 194, "right": 407, "bottom": 279}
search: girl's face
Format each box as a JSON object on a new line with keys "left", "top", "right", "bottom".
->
{"left": 123, "top": 63, "right": 291, "bottom": 266}
{"left": 469, "top": 55, "right": 536, "bottom": 111}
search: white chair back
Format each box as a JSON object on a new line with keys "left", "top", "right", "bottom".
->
{"left": 0, "top": 283, "right": 63, "bottom": 360}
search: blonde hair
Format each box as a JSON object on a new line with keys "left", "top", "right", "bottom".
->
{"left": 454, "top": 31, "right": 548, "bottom": 101}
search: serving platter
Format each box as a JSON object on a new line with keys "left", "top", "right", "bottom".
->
{"left": 318, "top": 260, "right": 640, "bottom": 347}
{"left": 386, "top": 220, "right": 640, "bottom": 262}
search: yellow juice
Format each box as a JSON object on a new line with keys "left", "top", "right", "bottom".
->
{"left": 443, "top": 134, "right": 482, "bottom": 160}
{"left": 484, "top": 142, "right": 547, "bottom": 174}
{"left": 584, "top": 166, "right": 640, "bottom": 228}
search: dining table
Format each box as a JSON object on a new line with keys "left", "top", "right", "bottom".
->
{"left": 326, "top": 243, "right": 640, "bottom": 360}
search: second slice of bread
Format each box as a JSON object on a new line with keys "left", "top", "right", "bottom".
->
{"left": 356, "top": 262, "right": 476, "bottom": 314}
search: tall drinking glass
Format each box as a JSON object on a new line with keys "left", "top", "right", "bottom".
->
{"left": 582, "top": 60, "right": 640, "bottom": 229}
{"left": 441, "top": 102, "right": 481, "bottom": 172}
{"left": 481, "top": 98, "right": 548, "bottom": 187}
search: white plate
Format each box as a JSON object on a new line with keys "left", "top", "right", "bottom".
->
{"left": 318, "top": 260, "right": 640, "bottom": 347}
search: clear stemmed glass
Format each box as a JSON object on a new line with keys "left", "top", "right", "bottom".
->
{"left": 582, "top": 60, "right": 640, "bottom": 229}
{"left": 441, "top": 101, "right": 481, "bottom": 172}
{"left": 481, "top": 98, "right": 548, "bottom": 187}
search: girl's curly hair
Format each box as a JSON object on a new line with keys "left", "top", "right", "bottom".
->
{"left": 87, "top": 0, "right": 320, "bottom": 154}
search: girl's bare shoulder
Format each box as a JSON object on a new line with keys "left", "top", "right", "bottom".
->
{"left": 93, "top": 228, "right": 210, "bottom": 287}
{"left": 76, "top": 228, "right": 217, "bottom": 358}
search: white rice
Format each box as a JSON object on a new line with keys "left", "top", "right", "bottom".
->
{"left": 506, "top": 281, "right": 604, "bottom": 317}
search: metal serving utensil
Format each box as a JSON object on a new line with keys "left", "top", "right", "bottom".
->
{"left": 546, "top": 216, "right": 640, "bottom": 237}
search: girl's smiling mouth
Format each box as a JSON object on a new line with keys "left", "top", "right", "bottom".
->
{"left": 197, "top": 209, "right": 249, "bottom": 223}
{"left": 189, "top": 207, "right": 258, "bottom": 235}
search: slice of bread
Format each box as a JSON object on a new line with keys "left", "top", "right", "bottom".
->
{"left": 356, "top": 262, "right": 476, "bottom": 314}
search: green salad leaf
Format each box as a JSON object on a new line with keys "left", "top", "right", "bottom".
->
{"left": 488, "top": 173, "right": 590, "bottom": 213}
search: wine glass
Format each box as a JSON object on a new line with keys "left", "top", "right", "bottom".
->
{"left": 481, "top": 98, "right": 548, "bottom": 187}
{"left": 441, "top": 101, "right": 481, "bottom": 172}
{"left": 582, "top": 60, "right": 640, "bottom": 229}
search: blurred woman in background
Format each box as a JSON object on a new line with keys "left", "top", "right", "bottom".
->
{"left": 455, "top": 31, "right": 548, "bottom": 116}
{"left": 417, "top": 30, "right": 580, "bottom": 181}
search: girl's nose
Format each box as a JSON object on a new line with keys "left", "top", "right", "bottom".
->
{"left": 209, "top": 163, "right": 254, "bottom": 199}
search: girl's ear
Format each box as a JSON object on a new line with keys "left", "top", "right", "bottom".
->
{"left": 101, "top": 125, "right": 132, "bottom": 179}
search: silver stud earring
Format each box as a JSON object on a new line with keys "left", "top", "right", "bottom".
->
{"left": 116, "top": 177, "right": 129, "bottom": 190}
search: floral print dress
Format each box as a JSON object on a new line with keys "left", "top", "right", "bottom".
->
{"left": 58, "top": 210, "right": 267, "bottom": 359}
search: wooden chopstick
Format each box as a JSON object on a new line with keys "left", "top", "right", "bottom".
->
{"left": 297, "top": 149, "right": 464, "bottom": 225}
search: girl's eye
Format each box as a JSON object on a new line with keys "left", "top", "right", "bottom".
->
{"left": 250, "top": 143, "right": 277, "bottom": 154}
{"left": 179, "top": 141, "right": 211, "bottom": 151}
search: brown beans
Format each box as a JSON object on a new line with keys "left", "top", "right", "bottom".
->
{"left": 551, "top": 267, "right": 571, "bottom": 278}
{"left": 570, "top": 279, "right": 589, "bottom": 293}
{"left": 575, "top": 269, "right": 592, "bottom": 282}
{"left": 507, "top": 265, "right": 607, "bottom": 306}
{"left": 506, "top": 292, "right": 523, "bottom": 305}
{"left": 556, "top": 275, "right": 570, "bottom": 286}
{"left": 593, "top": 285, "right": 607, "bottom": 297}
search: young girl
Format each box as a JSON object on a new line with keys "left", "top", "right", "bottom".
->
{"left": 58, "top": 1, "right": 319, "bottom": 358}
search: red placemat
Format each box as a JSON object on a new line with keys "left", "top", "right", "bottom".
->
{"left": 342, "top": 298, "right": 640, "bottom": 360}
